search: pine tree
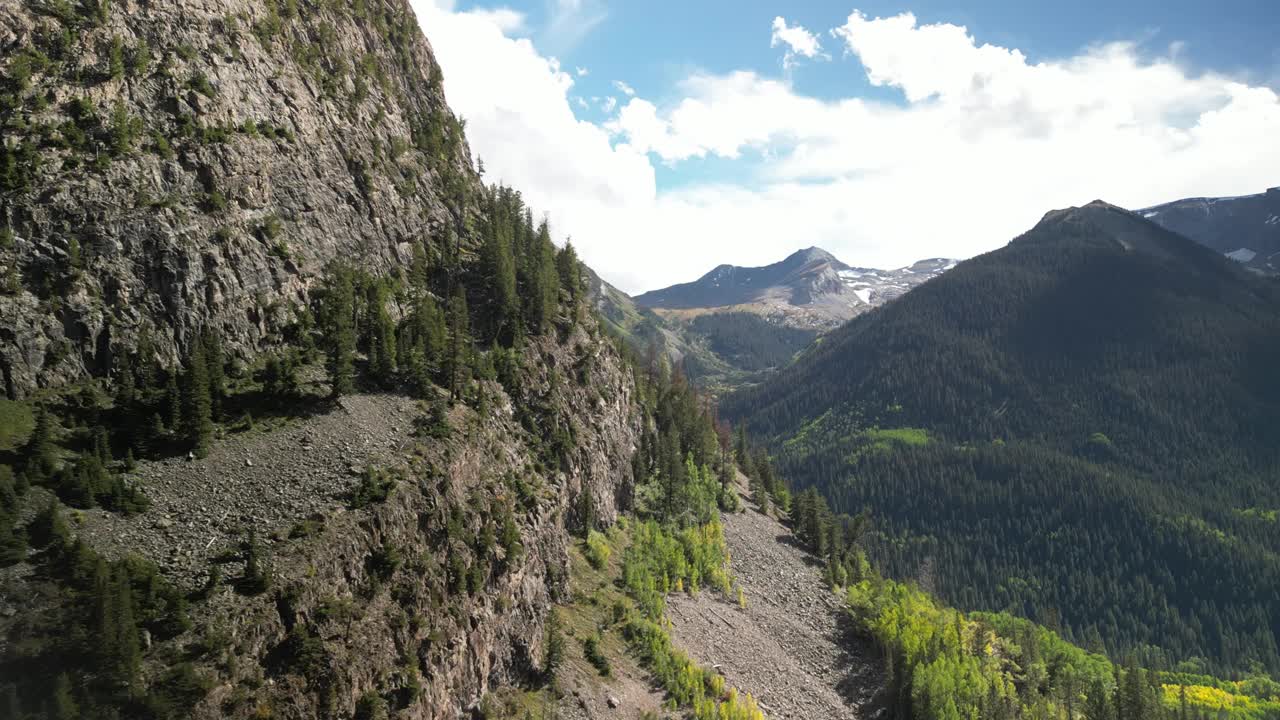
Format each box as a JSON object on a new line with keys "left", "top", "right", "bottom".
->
{"left": 322, "top": 268, "right": 358, "bottom": 397}
{"left": 399, "top": 294, "right": 446, "bottom": 398}
{"left": 556, "top": 240, "right": 583, "bottom": 309}
{"left": 109, "top": 35, "right": 125, "bottom": 79}
{"left": 481, "top": 216, "right": 517, "bottom": 345}
{"left": 92, "top": 426, "right": 111, "bottom": 465}
{"left": 445, "top": 287, "right": 471, "bottom": 399}
{"left": 369, "top": 287, "right": 397, "bottom": 387}
{"left": 113, "top": 351, "right": 135, "bottom": 408}
{"left": 525, "top": 221, "right": 560, "bottom": 335}
{"left": 241, "top": 529, "right": 270, "bottom": 594}
{"left": 164, "top": 372, "right": 181, "bottom": 432}
{"left": 24, "top": 405, "right": 59, "bottom": 480}
{"left": 577, "top": 484, "right": 595, "bottom": 539}
{"left": 201, "top": 327, "right": 225, "bottom": 420}
{"left": 409, "top": 240, "right": 430, "bottom": 291}
{"left": 112, "top": 564, "right": 142, "bottom": 695}
{"left": 263, "top": 350, "right": 299, "bottom": 399}
{"left": 543, "top": 607, "right": 565, "bottom": 679}
{"left": 181, "top": 342, "right": 213, "bottom": 457}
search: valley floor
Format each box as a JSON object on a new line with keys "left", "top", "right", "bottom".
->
{"left": 666, "top": 491, "right": 885, "bottom": 720}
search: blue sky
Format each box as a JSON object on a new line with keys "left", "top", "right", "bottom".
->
{"left": 550, "top": 0, "right": 1278, "bottom": 120}
{"left": 412, "top": 0, "right": 1280, "bottom": 292}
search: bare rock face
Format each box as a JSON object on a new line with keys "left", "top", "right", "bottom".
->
{"left": 0, "top": 0, "right": 474, "bottom": 397}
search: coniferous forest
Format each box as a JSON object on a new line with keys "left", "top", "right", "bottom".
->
{"left": 723, "top": 203, "right": 1280, "bottom": 678}
{"left": 4, "top": 0, "right": 1280, "bottom": 717}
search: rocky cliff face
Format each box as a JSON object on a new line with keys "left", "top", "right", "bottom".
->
{"left": 178, "top": 328, "right": 640, "bottom": 720}
{"left": 0, "top": 322, "right": 643, "bottom": 719}
{"left": 1, "top": 0, "right": 474, "bottom": 398}
{"left": 0, "top": 2, "right": 650, "bottom": 717}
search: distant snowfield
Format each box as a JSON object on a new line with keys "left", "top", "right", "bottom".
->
{"left": 1226, "top": 248, "right": 1257, "bottom": 263}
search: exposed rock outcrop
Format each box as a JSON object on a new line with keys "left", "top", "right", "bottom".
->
{"left": 1, "top": 0, "right": 474, "bottom": 397}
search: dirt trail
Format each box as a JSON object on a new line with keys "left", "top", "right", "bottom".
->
{"left": 667, "top": 494, "right": 885, "bottom": 719}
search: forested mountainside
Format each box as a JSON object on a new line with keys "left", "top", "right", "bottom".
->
{"left": 0, "top": 1, "right": 756, "bottom": 718}
{"left": 1140, "top": 187, "right": 1280, "bottom": 275}
{"left": 722, "top": 200, "right": 1280, "bottom": 676}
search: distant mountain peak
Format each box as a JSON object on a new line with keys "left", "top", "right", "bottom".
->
{"left": 785, "top": 246, "right": 841, "bottom": 265}
{"left": 634, "top": 247, "right": 956, "bottom": 330}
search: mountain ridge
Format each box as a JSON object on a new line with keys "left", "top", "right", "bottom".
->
{"left": 1137, "top": 186, "right": 1280, "bottom": 274}
{"left": 633, "top": 247, "right": 957, "bottom": 331}
{"left": 722, "top": 200, "right": 1280, "bottom": 674}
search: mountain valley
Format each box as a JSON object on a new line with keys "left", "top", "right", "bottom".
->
{"left": 0, "top": 1, "right": 1278, "bottom": 719}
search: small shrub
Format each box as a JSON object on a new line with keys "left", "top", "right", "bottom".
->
{"left": 366, "top": 542, "right": 402, "bottom": 581}
{"left": 257, "top": 215, "right": 283, "bottom": 241}
{"left": 188, "top": 71, "right": 216, "bottom": 98}
{"left": 355, "top": 692, "right": 388, "bottom": 720}
{"left": 288, "top": 518, "right": 322, "bottom": 539}
{"left": 583, "top": 633, "right": 611, "bottom": 677}
{"left": 238, "top": 529, "right": 271, "bottom": 594}
{"left": 151, "top": 132, "right": 174, "bottom": 159}
{"left": 585, "top": 530, "right": 611, "bottom": 570}
{"left": 412, "top": 398, "right": 450, "bottom": 439}
{"left": 204, "top": 190, "right": 228, "bottom": 212}
{"left": 349, "top": 466, "right": 395, "bottom": 509}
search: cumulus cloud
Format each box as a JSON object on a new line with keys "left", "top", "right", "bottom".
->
{"left": 466, "top": 7, "right": 525, "bottom": 33}
{"left": 408, "top": 2, "right": 1280, "bottom": 293}
{"left": 575, "top": 66, "right": 589, "bottom": 77}
{"left": 613, "top": 79, "right": 636, "bottom": 96}
{"left": 771, "top": 16, "right": 826, "bottom": 69}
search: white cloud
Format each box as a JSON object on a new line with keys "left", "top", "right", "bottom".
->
{"left": 771, "top": 16, "right": 825, "bottom": 69}
{"left": 467, "top": 7, "right": 525, "bottom": 33}
{"left": 613, "top": 79, "right": 636, "bottom": 96}
{"left": 576, "top": 66, "right": 589, "bottom": 77}
{"left": 601, "top": 96, "right": 618, "bottom": 113}
{"left": 409, "top": 2, "right": 1280, "bottom": 294}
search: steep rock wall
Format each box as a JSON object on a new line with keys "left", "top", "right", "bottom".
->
{"left": 0, "top": 0, "right": 474, "bottom": 396}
